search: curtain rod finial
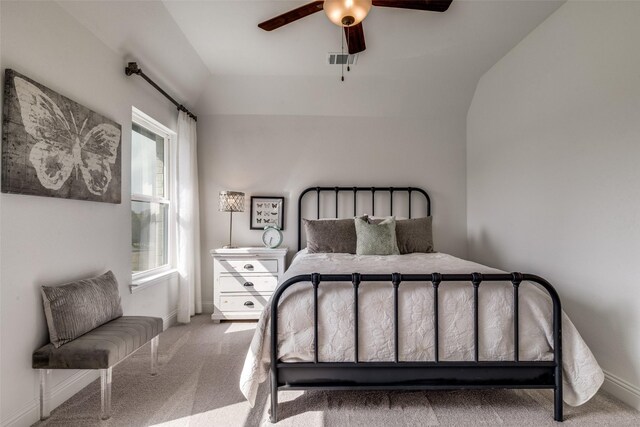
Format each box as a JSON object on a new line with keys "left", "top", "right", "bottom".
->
{"left": 125, "top": 62, "right": 140, "bottom": 76}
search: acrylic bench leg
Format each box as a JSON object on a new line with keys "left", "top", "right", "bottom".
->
{"left": 100, "top": 367, "right": 112, "bottom": 420}
{"left": 39, "top": 369, "right": 51, "bottom": 420}
{"left": 150, "top": 336, "right": 159, "bottom": 376}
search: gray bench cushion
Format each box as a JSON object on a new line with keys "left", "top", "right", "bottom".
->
{"left": 33, "top": 316, "right": 162, "bottom": 369}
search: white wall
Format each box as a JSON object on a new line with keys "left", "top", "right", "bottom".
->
{"left": 198, "top": 114, "right": 468, "bottom": 310}
{"left": 0, "top": 2, "right": 181, "bottom": 425}
{"left": 467, "top": 0, "right": 640, "bottom": 409}
{"left": 57, "top": 0, "right": 210, "bottom": 107}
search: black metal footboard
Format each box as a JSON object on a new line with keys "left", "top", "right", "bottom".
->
{"left": 269, "top": 272, "right": 563, "bottom": 423}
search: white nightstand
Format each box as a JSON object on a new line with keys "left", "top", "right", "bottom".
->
{"left": 210, "top": 247, "right": 288, "bottom": 322}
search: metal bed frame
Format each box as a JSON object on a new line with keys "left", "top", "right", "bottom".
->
{"left": 269, "top": 186, "right": 563, "bottom": 423}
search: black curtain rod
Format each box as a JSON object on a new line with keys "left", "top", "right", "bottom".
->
{"left": 125, "top": 62, "right": 197, "bottom": 121}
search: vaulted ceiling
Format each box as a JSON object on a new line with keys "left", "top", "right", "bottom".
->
{"left": 57, "top": 0, "right": 564, "bottom": 117}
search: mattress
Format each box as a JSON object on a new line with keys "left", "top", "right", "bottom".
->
{"left": 240, "top": 251, "right": 603, "bottom": 407}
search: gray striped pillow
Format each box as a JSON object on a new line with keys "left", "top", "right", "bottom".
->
{"left": 41, "top": 271, "right": 123, "bottom": 348}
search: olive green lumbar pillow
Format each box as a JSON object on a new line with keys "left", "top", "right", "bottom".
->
{"left": 355, "top": 217, "right": 400, "bottom": 255}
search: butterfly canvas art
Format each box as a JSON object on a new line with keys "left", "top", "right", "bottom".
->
{"left": 250, "top": 196, "right": 285, "bottom": 230}
{"left": 2, "top": 69, "right": 122, "bottom": 203}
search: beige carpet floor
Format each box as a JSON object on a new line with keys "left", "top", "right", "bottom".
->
{"left": 34, "top": 314, "right": 640, "bottom": 426}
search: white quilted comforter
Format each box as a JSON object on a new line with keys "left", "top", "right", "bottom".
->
{"left": 240, "top": 251, "right": 603, "bottom": 407}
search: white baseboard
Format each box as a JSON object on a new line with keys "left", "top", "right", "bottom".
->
{"left": 201, "top": 302, "right": 214, "bottom": 314}
{"left": 2, "top": 370, "right": 99, "bottom": 427}
{"left": 2, "top": 308, "right": 179, "bottom": 427}
{"left": 163, "top": 308, "right": 178, "bottom": 329}
{"left": 602, "top": 369, "right": 640, "bottom": 411}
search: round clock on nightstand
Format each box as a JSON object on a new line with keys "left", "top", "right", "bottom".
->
{"left": 262, "top": 225, "right": 283, "bottom": 248}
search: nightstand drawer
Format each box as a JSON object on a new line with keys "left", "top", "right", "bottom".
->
{"left": 220, "top": 259, "right": 278, "bottom": 274}
{"left": 219, "top": 295, "right": 269, "bottom": 312}
{"left": 219, "top": 275, "right": 277, "bottom": 293}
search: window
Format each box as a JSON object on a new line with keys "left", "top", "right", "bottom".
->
{"left": 131, "top": 108, "right": 175, "bottom": 280}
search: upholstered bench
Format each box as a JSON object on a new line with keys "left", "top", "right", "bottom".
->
{"left": 32, "top": 271, "right": 163, "bottom": 420}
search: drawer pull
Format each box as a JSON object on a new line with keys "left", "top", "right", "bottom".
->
{"left": 243, "top": 264, "right": 254, "bottom": 271}
{"left": 244, "top": 301, "right": 254, "bottom": 307}
{"left": 219, "top": 276, "right": 277, "bottom": 292}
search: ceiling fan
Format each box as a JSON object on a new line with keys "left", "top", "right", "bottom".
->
{"left": 258, "top": 1, "right": 454, "bottom": 54}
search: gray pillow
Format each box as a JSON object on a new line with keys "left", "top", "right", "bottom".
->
{"left": 41, "top": 271, "right": 123, "bottom": 348}
{"left": 303, "top": 216, "right": 367, "bottom": 254}
{"left": 355, "top": 217, "right": 400, "bottom": 255}
{"left": 369, "top": 216, "right": 434, "bottom": 254}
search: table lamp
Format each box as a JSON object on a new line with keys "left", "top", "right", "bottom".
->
{"left": 218, "top": 191, "right": 245, "bottom": 248}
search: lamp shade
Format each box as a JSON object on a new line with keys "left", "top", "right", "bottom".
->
{"left": 218, "top": 191, "right": 245, "bottom": 212}
{"left": 324, "top": 0, "right": 372, "bottom": 27}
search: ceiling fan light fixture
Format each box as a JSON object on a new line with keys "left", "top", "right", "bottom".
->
{"left": 324, "top": 0, "right": 372, "bottom": 27}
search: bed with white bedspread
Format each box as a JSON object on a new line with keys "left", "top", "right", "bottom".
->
{"left": 240, "top": 185, "right": 603, "bottom": 423}
{"left": 240, "top": 250, "right": 603, "bottom": 411}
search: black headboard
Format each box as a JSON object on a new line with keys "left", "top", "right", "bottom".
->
{"left": 297, "top": 186, "right": 431, "bottom": 250}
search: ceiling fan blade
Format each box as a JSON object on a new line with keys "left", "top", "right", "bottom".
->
{"left": 258, "top": 1, "right": 324, "bottom": 31}
{"left": 344, "top": 23, "right": 366, "bottom": 54}
{"left": 372, "top": 0, "right": 453, "bottom": 12}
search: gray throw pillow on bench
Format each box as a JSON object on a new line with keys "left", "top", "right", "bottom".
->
{"left": 41, "top": 271, "right": 123, "bottom": 348}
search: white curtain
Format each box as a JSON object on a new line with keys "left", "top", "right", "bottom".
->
{"left": 176, "top": 111, "right": 202, "bottom": 323}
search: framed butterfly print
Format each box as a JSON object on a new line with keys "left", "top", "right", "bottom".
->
{"left": 1, "top": 69, "right": 122, "bottom": 203}
{"left": 250, "top": 196, "right": 285, "bottom": 230}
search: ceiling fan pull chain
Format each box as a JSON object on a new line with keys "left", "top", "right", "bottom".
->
{"left": 347, "top": 28, "right": 351, "bottom": 72}
{"left": 341, "top": 26, "right": 345, "bottom": 82}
